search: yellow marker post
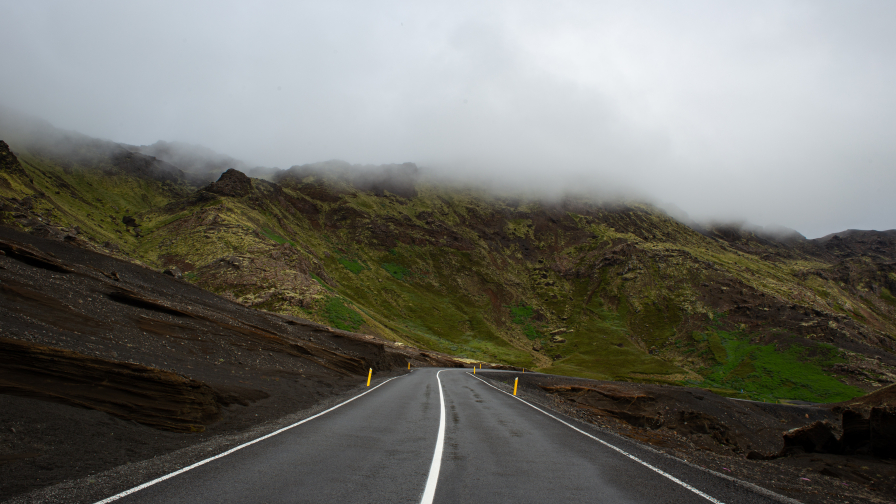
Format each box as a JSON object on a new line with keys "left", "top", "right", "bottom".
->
{"left": 473, "top": 367, "right": 476, "bottom": 375}
{"left": 408, "top": 362, "right": 411, "bottom": 370}
{"left": 367, "top": 368, "right": 372, "bottom": 387}
{"left": 513, "top": 377, "right": 518, "bottom": 395}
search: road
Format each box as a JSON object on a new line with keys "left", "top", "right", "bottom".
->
{"left": 98, "top": 369, "right": 785, "bottom": 504}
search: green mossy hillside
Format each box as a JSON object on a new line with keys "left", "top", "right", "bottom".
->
{"left": 2, "top": 142, "right": 894, "bottom": 403}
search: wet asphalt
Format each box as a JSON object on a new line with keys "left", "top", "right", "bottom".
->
{"left": 107, "top": 369, "right": 785, "bottom": 504}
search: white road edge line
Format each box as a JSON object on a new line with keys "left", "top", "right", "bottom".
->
{"left": 93, "top": 374, "right": 405, "bottom": 504}
{"left": 420, "top": 369, "right": 446, "bottom": 504}
{"left": 467, "top": 372, "right": 725, "bottom": 504}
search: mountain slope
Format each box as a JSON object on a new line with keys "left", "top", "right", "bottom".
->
{"left": 1, "top": 120, "right": 894, "bottom": 403}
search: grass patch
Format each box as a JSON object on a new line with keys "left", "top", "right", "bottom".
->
{"left": 522, "top": 324, "right": 541, "bottom": 340}
{"left": 381, "top": 262, "right": 411, "bottom": 280}
{"left": 696, "top": 329, "right": 863, "bottom": 403}
{"left": 260, "top": 227, "right": 293, "bottom": 246}
{"left": 326, "top": 249, "right": 535, "bottom": 366}
{"left": 507, "top": 304, "right": 542, "bottom": 339}
{"left": 509, "top": 304, "right": 534, "bottom": 324}
{"left": 707, "top": 333, "right": 726, "bottom": 363}
{"left": 541, "top": 304, "right": 684, "bottom": 381}
{"left": 881, "top": 288, "right": 896, "bottom": 307}
{"left": 323, "top": 297, "right": 364, "bottom": 331}
{"left": 338, "top": 256, "right": 366, "bottom": 274}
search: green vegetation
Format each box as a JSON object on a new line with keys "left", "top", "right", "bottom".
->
{"left": 509, "top": 304, "right": 534, "bottom": 324}
{"left": 881, "top": 288, "right": 896, "bottom": 306}
{"left": 692, "top": 328, "right": 864, "bottom": 402}
{"left": 507, "top": 304, "right": 542, "bottom": 340}
{"left": 543, "top": 304, "right": 684, "bottom": 382}
{"left": 310, "top": 273, "right": 334, "bottom": 291}
{"left": 523, "top": 324, "right": 541, "bottom": 340}
{"left": 330, "top": 250, "right": 536, "bottom": 367}
{"left": 381, "top": 262, "right": 410, "bottom": 280}
{"left": 260, "top": 227, "right": 293, "bottom": 246}
{"left": 323, "top": 297, "right": 365, "bottom": 331}
{"left": 337, "top": 256, "right": 366, "bottom": 274}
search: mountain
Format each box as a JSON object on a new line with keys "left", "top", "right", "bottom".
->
{"left": 1, "top": 114, "right": 894, "bottom": 403}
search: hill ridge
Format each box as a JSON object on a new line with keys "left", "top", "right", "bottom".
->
{"left": 1, "top": 124, "right": 895, "bottom": 403}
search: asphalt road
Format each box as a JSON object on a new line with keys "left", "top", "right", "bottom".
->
{"left": 100, "top": 369, "right": 785, "bottom": 504}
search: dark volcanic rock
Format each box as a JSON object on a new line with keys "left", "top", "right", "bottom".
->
{"left": 0, "top": 140, "right": 24, "bottom": 175}
{"left": 871, "top": 407, "right": 896, "bottom": 458}
{"left": 781, "top": 421, "right": 842, "bottom": 455}
{"left": 0, "top": 239, "right": 73, "bottom": 273}
{"left": 205, "top": 168, "right": 252, "bottom": 197}
{"left": 840, "top": 408, "right": 871, "bottom": 453}
{"left": 0, "top": 337, "right": 222, "bottom": 433}
{"left": 776, "top": 406, "right": 896, "bottom": 459}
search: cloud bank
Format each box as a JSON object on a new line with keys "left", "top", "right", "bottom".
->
{"left": 1, "top": 0, "right": 894, "bottom": 237}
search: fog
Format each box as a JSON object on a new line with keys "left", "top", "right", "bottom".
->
{"left": 1, "top": 1, "right": 894, "bottom": 238}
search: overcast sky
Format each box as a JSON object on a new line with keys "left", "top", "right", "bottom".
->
{"left": 2, "top": 1, "right": 894, "bottom": 238}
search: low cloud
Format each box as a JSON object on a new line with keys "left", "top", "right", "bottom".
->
{"left": 1, "top": 1, "right": 894, "bottom": 238}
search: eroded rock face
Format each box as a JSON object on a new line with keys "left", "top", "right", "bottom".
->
{"left": 205, "top": 168, "right": 252, "bottom": 197}
{"left": 0, "top": 140, "right": 24, "bottom": 175}
{"left": 0, "top": 337, "right": 222, "bottom": 433}
{"left": 776, "top": 407, "right": 896, "bottom": 458}
{"left": 781, "top": 421, "right": 842, "bottom": 455}
{"left": 870, "top": 407, "right": 896, "bottom": 458}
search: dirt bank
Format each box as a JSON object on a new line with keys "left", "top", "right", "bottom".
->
{"left": 0, "top": 226, "right": 462, "bottom": 500}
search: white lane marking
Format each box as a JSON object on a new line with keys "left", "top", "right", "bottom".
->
{"left": 420, "top": 370, "right": 446, "bottom": 504}
{"left": 94, "top": 375, "right": 405, "bottom": 504}
{"left": 468, "top": 373, "right": 725, "bottom": 504}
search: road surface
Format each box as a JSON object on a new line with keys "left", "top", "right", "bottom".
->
{"left": 98, "top": 368, "right": 785, "bottom": 504}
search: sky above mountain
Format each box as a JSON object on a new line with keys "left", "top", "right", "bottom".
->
{"left": 2, "top": 0, "right": 894, "bottom": 238}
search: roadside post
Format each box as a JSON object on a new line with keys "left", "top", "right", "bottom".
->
{"left": 367, "top": 368, "right": 372, "bottom": 386}
{"left": 513, "top": 377, "right": 518, "bottom": 395}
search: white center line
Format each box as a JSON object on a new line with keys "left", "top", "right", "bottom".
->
{"left": 468, "top": 372, "right": 725, "bottom": 504}
{"left": 420, "top": 369, "right": 446, "bottom": 504}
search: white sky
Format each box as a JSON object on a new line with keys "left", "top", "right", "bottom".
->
{"left": 2, "top": 0, "right": 894, "bottom": 238}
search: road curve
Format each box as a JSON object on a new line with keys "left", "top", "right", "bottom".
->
{"left": 99, "top": 368, "right": 785, "bottom": 504}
